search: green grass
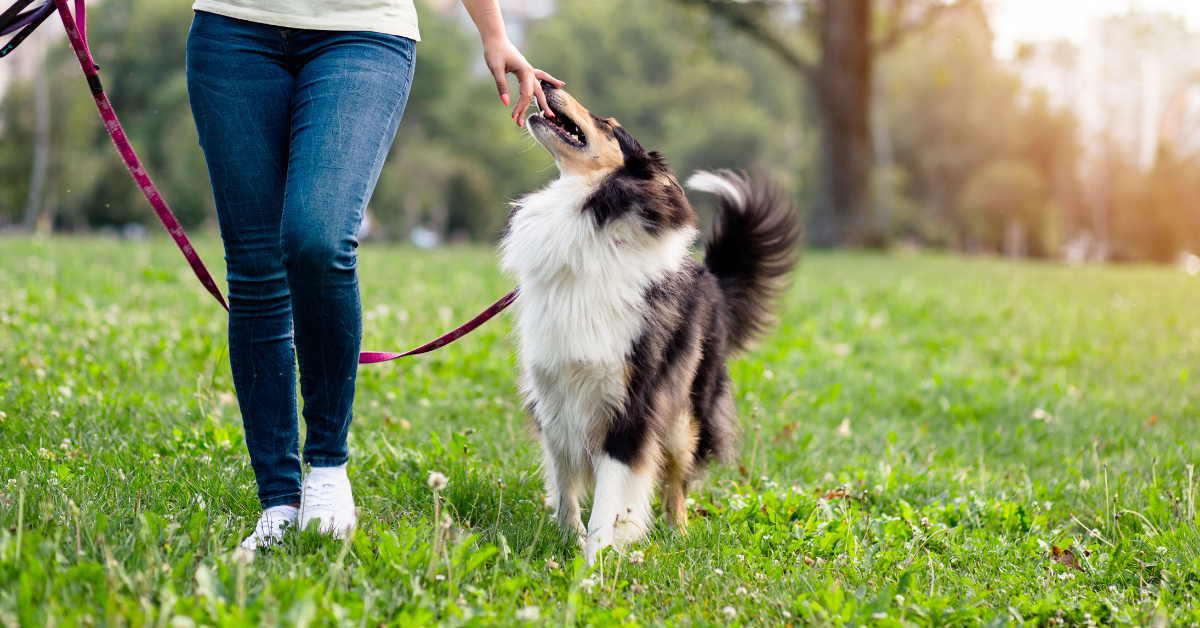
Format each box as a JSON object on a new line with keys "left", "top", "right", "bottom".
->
{"left": 1, "top": 235, "right": 1198, "bottom": 627}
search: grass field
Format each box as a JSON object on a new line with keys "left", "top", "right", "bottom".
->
{"left": 1, "top": 236, "right": 1198, "bottom": 627}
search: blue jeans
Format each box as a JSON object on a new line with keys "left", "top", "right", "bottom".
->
{"left": 186, "top": 11, "right": 415, "bottom": 508}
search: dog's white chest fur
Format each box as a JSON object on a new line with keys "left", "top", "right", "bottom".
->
{"left": 501, "top": 176, "right": 692, "bottom": 366}
{"left": 500, "top": 175, "right": 695, "bottom": 461}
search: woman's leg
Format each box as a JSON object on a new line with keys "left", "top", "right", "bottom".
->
{"left": 280, "top": 30, "right": 416, "bottom": 469}
{"left": 186, "top": 12, "right": 303, "bottom": 509}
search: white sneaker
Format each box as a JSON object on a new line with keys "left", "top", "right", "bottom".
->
{"left": 240, "top": 505, "right": 299, "bottom": 551}
{"left": 300, "top": 463, "right": 357, "bottom": 538}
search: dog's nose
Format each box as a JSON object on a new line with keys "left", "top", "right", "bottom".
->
{"left": 539, "top": 79, "right": 558, "bottom": 92}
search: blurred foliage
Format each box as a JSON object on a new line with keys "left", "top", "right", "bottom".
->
{"left": 1106, "top": 146, "right": 1200, "bottom": 263}
{"left": 958, "top": 159, "right": 1048, "bottom": 255}
{"left": 0, "top": 0, "right": 1197, "bottom": 260}
{"left": 0, "top": 0, "right": 210, "bottom": 230}
{"left": 878, "top": 7, "right": 1077, "bottom": 254}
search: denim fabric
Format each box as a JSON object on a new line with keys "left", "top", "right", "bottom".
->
{"left": 186, "top": 11, "right": 415, "bottom": 508}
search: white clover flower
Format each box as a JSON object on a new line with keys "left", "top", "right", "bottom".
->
{"left": 721, "top": 606, "right": 737, "bottom": 619}
{"left": 783, "top": 610, "right": 792, "bottom": 618}
{"left": 37, "top": 448, "right": 51, "bottom": 459}
{"left": 427, "top": 471, "right": 448, "bottom": 491}
{"left": 580, "top": 578, "right": 596, "bottom": 593}
{"left": 514, "top": 606, "right": 539, "bottom": 621}
{"left": 714, "top": 568, "right": 724, "bottom": 576}
{"left": 434, "top": 574, "right": 446, "bottom": 581}
{"left": 628, "top": 550, "right": 645, "bottom": 564}
{"left": 736, "top": 586, "right": 747, "bottom": 596}
{"left": 545, "top": 558, "right": 559, "bottom": 571}
{"left": 1079, "top": 479, "right": 1091, "bottom": 490}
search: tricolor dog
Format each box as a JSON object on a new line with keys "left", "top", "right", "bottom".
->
{"left": 500, "top": 81, "right": 800, "bottom": 563}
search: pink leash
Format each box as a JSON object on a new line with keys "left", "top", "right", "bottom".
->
{"left": 50, "top": 0, "right": 514, "bottom": 364}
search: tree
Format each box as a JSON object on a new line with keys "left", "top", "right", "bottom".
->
{"left": 672, "top": 0, "right": 973, "bottom": 246}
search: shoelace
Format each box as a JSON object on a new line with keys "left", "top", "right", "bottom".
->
{"left": 254, "top": 511, "right": 290, "bottom": 539}
{"left": 303, "top": 478, "right": 340, "bottom": 510}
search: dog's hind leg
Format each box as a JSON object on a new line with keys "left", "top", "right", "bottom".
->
{"left": 585, "top": 454, "right": 655, "bottom": 564}
{"left": 661, "top": 411, "right": 699, "bottom": 532}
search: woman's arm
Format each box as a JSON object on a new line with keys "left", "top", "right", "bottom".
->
{"left": 460, "top": 0, "right": 563, "bottom": 127}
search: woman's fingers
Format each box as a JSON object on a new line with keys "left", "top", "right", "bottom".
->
{"left": 530, "top": 69, "right": 559, "bottom": 116}
{"left": 510, "top": 65, "right": 537, "bottom": 127}
{"left": 490, "top": 63, "right": 511, "bottom": 107}
{"left": 533, "top": 69, "right": 564, "bottom": 87}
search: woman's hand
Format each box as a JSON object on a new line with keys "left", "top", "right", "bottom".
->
{"left": 461, "top": 0, "right": 564, "bottom": 127}
{"left": 482, "top": 37, "right": 563, "bottom": 127}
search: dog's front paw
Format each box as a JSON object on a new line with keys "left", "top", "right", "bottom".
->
{"left": 584, "top": 529, "right": 611, "bottom": 566}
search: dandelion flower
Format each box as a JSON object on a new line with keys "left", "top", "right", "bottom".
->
{"left": 427, "top": 471, "right": 448, "bottom": 491}
{"left": 721, "top": 606, "right": 737, "bottom": 619}
{"left": 580, "top": 578, "right": 596, "bottom": 593}
{"left": 629, "top": 550, "right": 645, "bottom": 564}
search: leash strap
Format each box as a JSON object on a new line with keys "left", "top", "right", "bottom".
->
{"left": 0, "top": 1, "right": 57, "bottom": 57}
{"left": 53, "top": 0, "right": 229, "bottom": 311}
{"left": 45, "top": 0, "right": 514, "bottom": 364}
{"left": 358, "top": 289, "right": 518, "bottom": 363}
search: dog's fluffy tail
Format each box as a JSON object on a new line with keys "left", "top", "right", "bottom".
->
{"left": 688, "top": 170, "right": 801, "bottom": 353}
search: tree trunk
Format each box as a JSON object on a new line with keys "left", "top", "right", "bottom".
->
{"left": 810, "top": 0, "right": 873, "bottom": 247}
{"left": 22, "top": 33, "right": 50, "bottom": 233}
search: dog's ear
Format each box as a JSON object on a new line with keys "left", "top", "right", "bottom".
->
{"left": 614, "top": 127, "right": 667, "bottom": 180}
{"left": 614, "top": 125, "right": 644, "bottom": 161}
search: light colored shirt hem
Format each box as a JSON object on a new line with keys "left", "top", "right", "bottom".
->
{"left": 192, "top": 1, "right": 421, "bottom": 41}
